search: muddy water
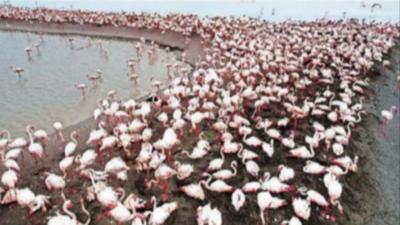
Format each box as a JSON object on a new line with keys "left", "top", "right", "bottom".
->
{"left": 0, "top": 31, "right": 186, "bottom": 137}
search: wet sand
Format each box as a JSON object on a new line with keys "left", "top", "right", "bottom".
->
{"left": 0, "top": 21, "right": 399, "bottom": 225}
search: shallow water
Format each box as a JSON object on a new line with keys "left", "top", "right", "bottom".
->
{"left": 11, "top": 0, "right": 400, "bottom": 23}
{"left": 0, "top": 31, "right": 185, "bottom": 137}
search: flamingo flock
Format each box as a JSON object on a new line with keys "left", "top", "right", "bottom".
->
{"left": 0, "top": 4, "right": 400, "bottom": 225}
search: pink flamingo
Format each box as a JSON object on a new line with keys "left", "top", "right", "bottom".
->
{"left": 380, "top": 106, "right": 398, "bottom": 137}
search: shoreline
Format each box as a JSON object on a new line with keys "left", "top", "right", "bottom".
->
{"left": 0, "top": 19, "right": 205, "bottom": 66}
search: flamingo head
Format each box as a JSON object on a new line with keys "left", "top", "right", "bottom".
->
{"left": 262, "top": 172, "right": 271, "bottom": 181}
{"left": 0, "top": 131, "right": 3, "bottom": 137}
{"left": 136, "top": 213, "right": 146, "bottom": 222}
{"left": 73, "top": 132, "right": 79, "bottom": 138}
{"left": 199, "top": 173, "right": 207, "bottom": 178}
{"left": 394, "top": 107, "right": 399, "bottom": 113}
{"left": 232, "top": 161, "right": 238, "bottom": 168}
{"left": 277, "top": 164, "right": 284, "bottom": 172}
{"left": 104, "top": 210, "right": 112, "bottom": 217}
{"left": 65, "top": 200, "right": 73, "bottom": 209}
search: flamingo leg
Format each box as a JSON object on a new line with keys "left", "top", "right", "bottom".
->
{"left": 380, "top": 119, "right": 387, "bottom": 137}
{"left": 97, "top": 142, "right": 104, "bottom": 165}
{"left": 146, "top": 162, "right": 150, "bottom": 181}
{"left": 21, "top": 150, "right": 25, "bottom": 167}
{"left": 162, "top": 180, "right": 169, "bottom": 201}
{"left": 265, "top": 208, "right": 270, "bottom": 224}
{"left": 293, "top": 115, "right": 298, "bottom": 136}
{"left": 108, "top": 148, "right": 114, "bottom": 159}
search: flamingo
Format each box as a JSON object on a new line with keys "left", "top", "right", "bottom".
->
{"left": 303, "top": 160, "right": 326, "bottom": 174}
{"left": 257, "top": 191, "right": 287, "bottom": 225}
{"left": 128, "top": 73, "right": 140, "bottom": 86}
{"left": 59, "top": 156, "right": 75, "bottom": 179}
{"left": 75, "top": 149, "right": 97, "bottom": 170}
{"left": 105, "top": 202, "right": 145, "bottom": 225}
{"left": 277, "top": 164, "right": 295, "bottom": 182}
{"left": 212, "top": 161, "right": 238, "bottom": 180}
{"left": 1, "top": 169, "right": 19, "bottom": 189}
{"left": 206, "top": 150, "right": 225, "bottom": 172}
{"left": 64, "top": 131, "right": 78, "bottom": 157}
{"left": 242, "top": 180, "right": 262, "bottom": 193}
{"left": 74, "top": 83, "right": 88, "bottom": 96}
{"left": 16, "top": 188, "right": 36, "bottom": 219}
{"left": 297, "top": 187, "right": 331, "bottom": 219}
{"left": 180, "top": 146, "right": 209, "bottom": 159}
{"left": 53, "top": 121, "right": 65, "bottom": 149}
{"left": 33, "top": 129, "right": 50, "bottom": 156}
{"left": 146, "top": 163, "right": 176, "bottom": 201}
{"left": 262, "top": 140, "right": 274, "bottom": 157}
{"left": 47, "top": 197, "right": 90, "bottom": 225}
{"left": 261, "top": 172, "right": 294, "bottom": 193}
{"left": 380, "top": 106, "right": 398, "bottom": 137}
{"left": 292, "top": 197, "right": 311, "bottom": 220}
{"left": 208, "top": 208, "right": 222, "bottom": 225}
{"left": 26, "top": 125, "right": 43, "bottom": 172}
{"left": 10, "top": 65, "right": 25, "bottom": 78}
{"left": 242, "top": 133, "right": 263, "bottom": 147}
{"left": 147, "top": 196, "right": 178, "bottom": 225}
{"left": 327, "top": 178, "right": 343, "bottom": 221}
{"left": 245, "top": 160, "right": 260, "bottom": 178}
{"left": 30, "top": 194, "right": 51, "bottom": 215}
{"left": 231, "top": 189, "right": 246, "bottom": 212}
{"left": 200, "top": 173, "right": 234, "bottom": 193}
{"left": 179, "top": 182, "right": 206, "bottom": 200}
{"left": 197, "top": 203, "right": 212, "bottom": 225}
{"left": 286, "top": 144, "right": 315, "bottom": 158}
{"left": 174, "top": 161, "right": 194, "bottom": 180}
{"left": 99, "top": 135, "right": 119, "bottom": 159}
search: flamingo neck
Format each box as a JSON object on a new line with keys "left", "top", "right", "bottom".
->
{"left": 232, "top": 163, "right": 237, "bottom": 176}
{"left": 329, "top": 93, "right": 336, "bottom": 108}
{"left": 63, "top": 201, "right": 76, "bottom": 221}
{"left": 71, "top": 133, "right": 78, "bottom": 145}
{"left": 81, "top": 199, "right": 91, "bottom": 225}
{"left": 3, "top": 130, "right": 10, "bottom": 140}
{"left": 26, "top": 126, "right": 34, "bottom": 144}
{"left": 309, "top": 145, "right": 315, "bottom": 157}
{"left": 151, "top": 197, "right": 157, "bottom": 212}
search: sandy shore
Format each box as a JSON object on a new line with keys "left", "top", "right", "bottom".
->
{"left": 0, "top": 20, "right": 399, "bottom": 225}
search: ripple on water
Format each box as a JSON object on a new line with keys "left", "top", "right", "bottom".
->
{"left": 0, "top": 31, "right": 188, "bottom": 137}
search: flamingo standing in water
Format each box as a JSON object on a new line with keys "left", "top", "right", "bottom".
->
{"left": 380, "top": 106, "right": 398, "bottom": 137}
{"left": 10, "top": 65, "right": 24, "bottom": 78}
{"left": 74, "top": 83, "right": 88, "bottom": 97}
{"left": 128, "top": 73, "right": 139, "bottom": 86}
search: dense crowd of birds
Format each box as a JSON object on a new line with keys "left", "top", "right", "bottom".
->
{"left": 1, "top": 5, "right": 400, "bottom": 225}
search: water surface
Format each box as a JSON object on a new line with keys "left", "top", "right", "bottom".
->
{"left": 0, "top": 31, "right": 184, "bottom": 136}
